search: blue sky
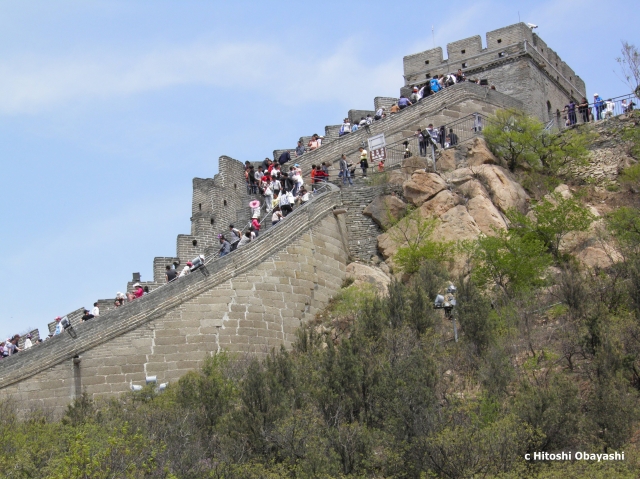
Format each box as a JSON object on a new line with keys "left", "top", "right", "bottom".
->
{"left": 0, "top": 0, "right": 638, "bottom": 337}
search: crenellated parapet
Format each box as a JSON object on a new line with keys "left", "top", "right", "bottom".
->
{"left": 402, "top": 23, "right": 586, "bottom": 122}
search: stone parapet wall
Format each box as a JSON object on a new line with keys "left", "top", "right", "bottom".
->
{"left": 402, "top": 23, "right": 586, "bottom": 121}
{"left": 0, "top": 186, "right": 348, "bottom": 416}
{"left": 292, "top": 83, "right": 522, "bottom": 178}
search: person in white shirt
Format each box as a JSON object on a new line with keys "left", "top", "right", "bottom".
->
{"left": 178, "top": 263, "right": 191, "bottom": 277}
{"left": 340, "top": 118, "right": 351, "bottom": 136}
{"left": 54, "top": 317, "right": 63, "bottom": 335}
{"left": 604, "top": 99, "right": 615, "bottom": 119}
{"left": 24, "top": 334, "right": 33, "bottom": 349}
{"left": 264, "top": 183, "right": 273, "bottom": 213}
{"left": 91, "top": 302, "right": 100, "bottom": 317}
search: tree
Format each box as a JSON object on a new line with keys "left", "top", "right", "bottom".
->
{"left": 390, "top": 208, "right": 454, "bottom": 274}
{"left": 485, "top": 108, "right": 594, "bottom": 175}
{"left": 532, "top": 127, "right": 593, "bottom": 175}
{"left": 484, "top": 108, "right": 544, "bottom": 172}
{"left": 607, "top": 206, "right": 640, "bottom": 258}
{"left": 508, "top": 192, "right": 595, "bottom": 261}
{"left": 616, "top": 41, "right": 640, "bottom": 97}
{"left": 472, "top": 229, "right": 552, "bottom": 297}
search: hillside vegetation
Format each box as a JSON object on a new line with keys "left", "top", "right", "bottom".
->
{"left": 2, "top": 111, "right": 640, "bottom": 478}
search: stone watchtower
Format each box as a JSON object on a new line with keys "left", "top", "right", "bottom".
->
{"left": 402, "top": 22, "right": 587, "bottom": 123}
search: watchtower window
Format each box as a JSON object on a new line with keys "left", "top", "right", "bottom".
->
{"left": 497, "top": 38, "right": 502, "bottom": 44}
{"left": 498, "top": 52, "right": 506, "bottom": 58}
{"left": 223, "top": 200, "right": 227, "bottom": 206}
{"left": 198, "top": 203, "right": 202, "bottom": 211}
{"left": 541, "top": 48, "right": 544, "bottom": 52}
{"left": 461, "top": 49, "right": 466, "bottom": 54}
{"left": 192, "top": 240, "right": 198, "bottom": 246}
{"left": 424, "top": 60, "right": 429, "bottom": 65}
{"left": 210, "top": 218, "right": 214, "bottom": 226}
{"left": 462, "top": 62, "right": 467, "bottom": 68}
{"left": 425, "top": 73, "right": 431, "bottom": 79}
{"left": 234, "top": 183, "right": 237, "bottom": 189}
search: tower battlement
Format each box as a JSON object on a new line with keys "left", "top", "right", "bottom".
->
{"left": 403, "top": 23, "right": 586, "bottom": 122}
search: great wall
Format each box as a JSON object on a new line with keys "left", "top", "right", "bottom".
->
{"left": 0, "top": 23, "right": 590, "bottom": 415}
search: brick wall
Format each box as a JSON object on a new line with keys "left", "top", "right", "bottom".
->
{"left": 402, "top": 23, "right": 586, "bottom": 119}
{"left": 0, "top": 186, "right": 348, "bottom": 416}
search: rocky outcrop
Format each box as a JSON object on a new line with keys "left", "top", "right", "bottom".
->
{"left": 363, "top": 195, "right": 408, "bottom": 229}
{"left": 401, "top": 157, "right": 428, "bottom": 175}
{"left": 420, "top": 189, "right": 457, "bottom": 217}
{"left": 403, "top": 171, "right": 448, "bottom": 206}
{"left": 467, "top": 196, "right": 508, "bottom": 235}
{"left": 469, "top": 165, "right": 529, "bottom": 213}
{"left": 432, "top": 205, "right": 482, "bottom": 242}
{"left": 465, "top": 137, "right": 498, "bottom": 167}
{"left": 345, "top": 262, "right": 391, "bottom": 294}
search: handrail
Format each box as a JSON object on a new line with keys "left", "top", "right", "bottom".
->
{"left": 556, "top": 92, "right": 637, "bottom": 129}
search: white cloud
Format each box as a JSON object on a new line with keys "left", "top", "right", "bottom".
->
{"left": 0, "top": 41, "right": 275, "bottom": 114}
{"left": 0, "top": 36, "right": 403, "bottom": 115}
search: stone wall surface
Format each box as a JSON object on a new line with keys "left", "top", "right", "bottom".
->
{"left": 0, "top": 187, "right": 348, "bottom": 416}
{"left": 1, "top": 25, "right": 578, "bottom": 415}
{"left": 402, "top": 23, "right": 586, "bottom": 121}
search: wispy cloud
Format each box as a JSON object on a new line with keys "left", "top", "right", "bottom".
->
{"left": 0, "top": 41, "right": 275, "bottom": 114}
{"left": 0, "top": 36, "right": 402, "bottom": 115}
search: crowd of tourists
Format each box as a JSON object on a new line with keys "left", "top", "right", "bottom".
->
{"left": 563, "top": 94, "right": 636, "bottom": 126}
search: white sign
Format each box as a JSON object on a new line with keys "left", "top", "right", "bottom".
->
{"left": 368, "top": 133, "right": 387, "bottom": 161}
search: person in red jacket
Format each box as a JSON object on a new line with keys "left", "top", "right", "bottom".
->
{"left": 251, "top": 217, "right": 261, "bottom": 237}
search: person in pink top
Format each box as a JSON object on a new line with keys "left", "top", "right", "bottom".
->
{"left": 251, "top": 217, "right": 261, "bottom": 237}
{"left": 133, "top": 283, "right": 144, "bottom": 298}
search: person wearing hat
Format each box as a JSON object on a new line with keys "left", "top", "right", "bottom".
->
{"left": 54, "top": 317, "right": 63, "bottom": 335}
{"left": 593, "top": 93, "right": 605, "bottom": 121}
{"left": 133, "top": 283, "right": 144, "bottom": 299}
{"left": 410, "top": 87, "right": 420, "bottom": 104}
{"left": 81, "top": 309, "right": 95, "bottom": 321}
{"left": 114, "top": 292, "right": 125, "bottom": 307}
{"left": 24, "top": 334, "right": 33, "bottom": 349}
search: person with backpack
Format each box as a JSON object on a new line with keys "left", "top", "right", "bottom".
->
{"left": 429, "top": 76, "right": 441, "bottom": 93}
{"left": 228, "top": 224, "right": 242, "bottom": 251}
